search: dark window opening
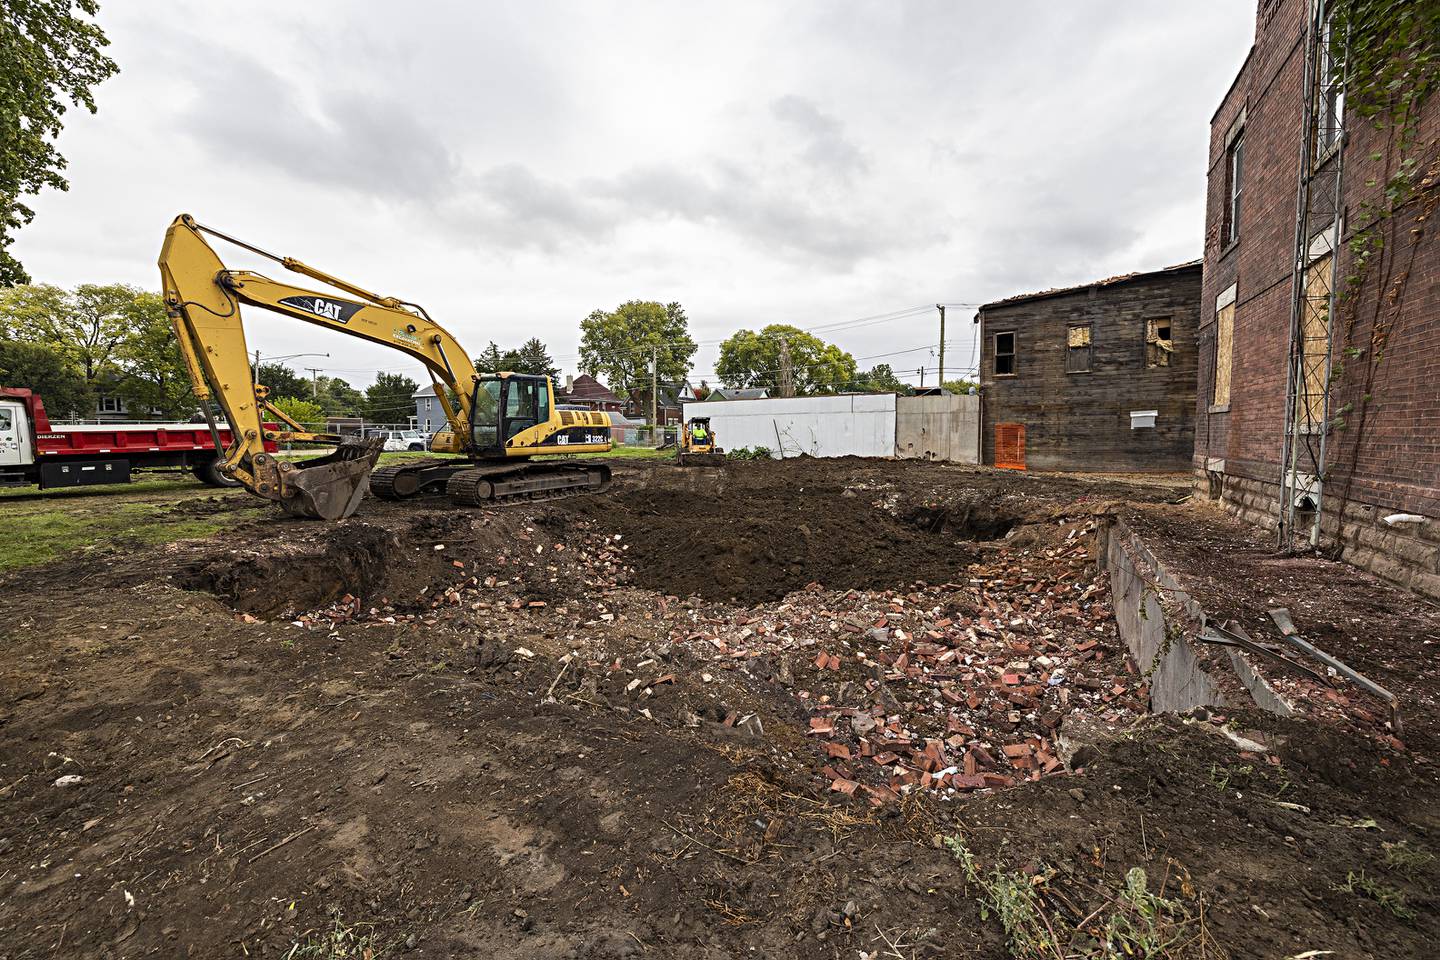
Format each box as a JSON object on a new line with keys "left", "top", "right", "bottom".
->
{"left": 994, "top": 332, "right": 1016, "bottom": 376}
{"left": 1066, "top": 325, "right": 1092, "bottom": 374}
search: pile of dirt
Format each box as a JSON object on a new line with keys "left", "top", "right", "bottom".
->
{"left": 579, "top": 479, "right": 1005, "bottom": 603}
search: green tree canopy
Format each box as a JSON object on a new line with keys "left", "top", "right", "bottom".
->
{"left": 313, "top": 375, "right": 363, "bottom": 416}
{"left": 0, "top": 338, "right": 91, "bottom": 417}
{"left": 474, "top": 337, "right": 559, "bottom": 380}
{"left": 0, "top": 282, "right": 151, "bottom": 382}
{"left": 857, "top": 363, "right": 911, "bottom": 395}
{"left": 255, "top": 361, "right": 310, "bottom": 401}
{"left": 1, "top": 0, "right": 119, "bottom": 285}
{"left": 942, "top": 377, "right": 979, "bottom": 395}
{"left": 363, "top": 371, "right": 419, "bottom": 423}
{"left": 715, "top": 324, "right": 858, "bottom": 396}
{"left": 511, "top": 337, "right": 558, "bottom": 380}
{"left": 112, "top": 291, "right": 194, "bottom": 419}
{"left": 579, "top": 301, "right": 695, "bottom": 397}
{"left": 270, "top": 395, "right": 325, "bottom": 428}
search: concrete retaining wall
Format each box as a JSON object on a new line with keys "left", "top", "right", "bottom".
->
{"left": 895, "top": 394, "right": 980, "bottom": 463}
{"left": 1100, "top": 518, "right": 1293, "bottom": 716}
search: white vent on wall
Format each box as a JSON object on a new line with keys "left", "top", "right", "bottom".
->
{"left": 1130, "top": 410, "right": 1158, "bottom": 430}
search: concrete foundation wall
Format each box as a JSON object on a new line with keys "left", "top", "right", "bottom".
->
{"left": 894, "top": 394, "right": 980, "bottom": 464}
{"left": 1100, "top": 518, "right": 1293, "bottom": 716}
{"left": 686, "top": 395, "right": 897, "bottom": 459}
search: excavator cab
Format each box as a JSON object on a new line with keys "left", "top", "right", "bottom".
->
{"left": 469, "top": 373, "right": 553, "bottom": 454}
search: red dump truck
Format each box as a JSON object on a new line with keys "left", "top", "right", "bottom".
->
{"left": 0, "top": 387, "right": 275, "bottom": 490}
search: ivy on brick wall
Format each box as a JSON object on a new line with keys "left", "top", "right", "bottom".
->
{"left": 1324, "top": 0, "right": 1439, "bottom": 551}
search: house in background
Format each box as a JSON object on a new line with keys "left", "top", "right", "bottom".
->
{"left": 1196, "top": 0, "right": 1440, "bottom": 600}
{"left": 627, "top": 380, "right": 702, "bottom": 425}
{"left": 707, "top": 386, "right": 770, "bottom": 401}
{"left": 411, "top": 386, "right": 447, "bottom": 433}
{"left": 555, "top": 374, "right": 625, "bottom": 414}
{"left": 975, "top": 261, "right": 1202, "bottom": 472}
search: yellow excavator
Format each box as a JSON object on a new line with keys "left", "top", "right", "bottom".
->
{"left": 158, "top": 214, "right": 613, "bottom": 520}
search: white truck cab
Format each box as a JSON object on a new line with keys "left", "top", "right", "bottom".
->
{"left": 0, "top": 398, "right": 34, "bottom": 470}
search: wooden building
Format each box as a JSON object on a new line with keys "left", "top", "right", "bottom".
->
{"left": 975, "top": 261, "right": 1202, "bottom": 472}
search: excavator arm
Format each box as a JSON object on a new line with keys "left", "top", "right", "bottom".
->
{"left": 158, "top": 214, "right": 480, "bottom": 518}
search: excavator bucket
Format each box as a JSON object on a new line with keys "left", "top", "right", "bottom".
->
{"left": 276, "top": 438, "right": 385, "bottom": 520}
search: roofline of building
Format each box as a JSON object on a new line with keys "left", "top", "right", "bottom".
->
{"left": 1211, "top": 43, "right": 1256, "bottom": 125}
{"left": 975, "top": 259, "right": 1203, "bottom": 314}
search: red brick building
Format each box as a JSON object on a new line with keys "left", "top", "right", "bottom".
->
{"left": 555, "top": 374, "right": 624, "bottom": 414}
{"left": 1198, "top": 0, "right": 1440, "bottom": 599}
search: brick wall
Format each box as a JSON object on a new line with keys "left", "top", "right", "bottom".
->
{"left": 1198, "top": 0, "right": 1440, "bottom": 600}
{"left": 977, "top": 264, "right": 1202, "bottom": 472}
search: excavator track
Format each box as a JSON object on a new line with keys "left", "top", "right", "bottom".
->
{"left": 369, "top": 458, "right": 465, "bottom": 500}
{"left": 371, "top": 458, "right": 612, "bottom": 507}
{"left": 446, "top": 462, "right": 611, "bottom": 506}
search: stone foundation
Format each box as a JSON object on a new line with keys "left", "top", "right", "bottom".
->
{"left": 1195, "top": 470, "right": 1440, "bottom": 603}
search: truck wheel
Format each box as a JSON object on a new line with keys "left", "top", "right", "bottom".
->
{"left": 408, "top": 442, "right": 424, "bottom": 451}
{"left": 192, "top": 457, "right": 240, "bottom": 488}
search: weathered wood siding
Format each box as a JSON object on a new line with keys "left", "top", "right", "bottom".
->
{"left": 978, "top": 265, "right": 1202, "bottom": 472}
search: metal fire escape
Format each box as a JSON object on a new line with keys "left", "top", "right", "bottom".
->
{"left": 1277, "top": 0, "right": 1348, "bottom": 549}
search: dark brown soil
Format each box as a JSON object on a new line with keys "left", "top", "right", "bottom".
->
{"left": 0, "top": 458, "right": 1435, "bottom": 959}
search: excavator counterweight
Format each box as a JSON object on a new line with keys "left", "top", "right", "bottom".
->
{"left": 158, "top": 215, "right": 612, "bottom": 519}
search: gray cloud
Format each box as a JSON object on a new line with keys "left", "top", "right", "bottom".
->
{"left": 14, "top": 0, "right": 1257, "bottom": 389}
{"left": 183, "top": 46, "right": 460, "bottom": 204}
{"left": 771, "top": 94, "right": 869, "bottom": 180}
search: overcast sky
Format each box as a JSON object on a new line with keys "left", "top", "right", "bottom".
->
{"left": 14, "top": 0, "right": 1255, "bottom": 393}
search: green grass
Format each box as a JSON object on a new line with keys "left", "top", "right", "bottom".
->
{"left": 0, "top": 472, "right": 203, "bottom": 500}
{"left": 0, "top": 489, "right": 252, "bottom": 571}
{"left": 0, "top": 444, "right": 671, "bottom": 571}
{"left": 537, "top": 444, "right": 673, "bottom": 461}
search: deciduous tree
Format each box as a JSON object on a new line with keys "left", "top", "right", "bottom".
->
{"left": 858, "top": 363, "right": 910, "bottom": 395}
{"left": 0, "top": 282, "right": 148, "bottom": 383}
{"left": 255, "top": 361, "right": 309, "bottom": 401}
{"left": 1, "top": 0, "right": 119, "bottom": 284}
{"left": 113, "top": 292, "right": 194, "bottom": 418}
{"left": 0, "top": 338, "right": 91, "bottom": 416}
{"left": 715, "top": 324, "right": 857, "bottom": 396}
{"left": 362, "top": 371, "right": 419, "bottom": 423}
{"left": 270, "top": 395, "right": 325, "bottom": 428}
{"left": 579, "top": 301, "right": 695, "bottom": 397}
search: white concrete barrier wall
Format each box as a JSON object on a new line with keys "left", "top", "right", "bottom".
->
{"left": 686, "top": 394, "right": 898, "bottom": 459}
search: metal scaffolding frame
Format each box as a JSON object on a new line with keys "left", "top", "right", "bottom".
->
{"left": 1278, "top": 0, "right": 1349, "bottom": 549}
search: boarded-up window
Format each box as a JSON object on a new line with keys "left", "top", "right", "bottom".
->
{"left": 1145, "top": 318, "right": 1172, "bottom": 367}
{"left": 1066, "top": 325, "right": 1092, "bottom": 373}
{"left": 1300, "top": 253, "right": 1333, "bottom": 427}
{"left": 995, "top": 423, "right": 1026, "bottom": 470}
{"left": 1213, "top": 301, "right": 1235, "bottom": 406}
{"left": 994, "top": 332, "right": 1016, "bottom": 376}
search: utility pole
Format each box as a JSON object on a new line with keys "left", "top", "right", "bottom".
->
{"left": 778, "top": 339, "right": 794, "bottom": 398}
{"left": 935, "top": 304, "right": 946, "bottom": 389}
{"left": 917, "top": 366, "right": 925, "bottom": 388}
{"left": 305, "top": 367, "right": 323, "bottom": 399}
{"left": 650, "top": 344, "right": 658, "bottom": 440}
